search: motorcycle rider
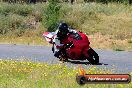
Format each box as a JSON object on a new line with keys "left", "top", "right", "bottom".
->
{"left": 53, "top": 22, "right": 76, "bottom": 58}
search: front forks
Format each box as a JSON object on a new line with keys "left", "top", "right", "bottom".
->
{"left": 52, "top": 43, "right": 55, "bottom": 53}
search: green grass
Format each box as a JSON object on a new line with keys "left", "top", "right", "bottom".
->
{"left": 0, "top": 60, "right": 132, "bottom": 88}
{"left": 0, "top": 2, "right": 132, "bottom": 51}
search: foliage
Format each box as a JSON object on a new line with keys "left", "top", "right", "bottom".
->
{"left": 0, "top": 0, "right": 130, "bottom": 4}
{"left": 0, "top": 2, "right": 33, "bottom": 16}
{"left": 0, "top": 2, "right": 132, "bottom": 50}
{"left": 96, "top": 0, "right": 128, "bottom": 4}
{"left": 42, "top": 0, "right": 61, "bottom": 32}
{"left": 0, "top": 14, "right": 26, "bottom": 35}
{"left": 0, "top": 0, "right": 46, "bottom": 3}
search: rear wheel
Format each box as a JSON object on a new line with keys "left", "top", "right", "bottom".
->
{"left": 87, "top": 48, "right": 99, "bottom": 65}
{"left": 59, "top": 49, "right": 68, "bottom": 62}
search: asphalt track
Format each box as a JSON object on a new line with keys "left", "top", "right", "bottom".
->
{"left": 0, "top": 44, "right": 132, "bottom": 73}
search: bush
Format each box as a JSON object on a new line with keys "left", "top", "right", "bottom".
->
{"left": 0, "top": 14, "right": 26, "bottom": 35}
{"left": 42, "top": 0, "right": 61, "bottom": 32}
{"left": 0, "top": 3, "right": 34, "bottom": 16}
{"left": 0, "top": 15, "right": 10, "bottom": 34}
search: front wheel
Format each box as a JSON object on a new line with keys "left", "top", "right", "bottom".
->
{"left": 87, "top": 48, "right": 99, "bottom": 65}
{"left": 59, "top": 57, "right": 68, "bottom": 63}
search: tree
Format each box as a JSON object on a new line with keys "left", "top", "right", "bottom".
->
{"left": 43, "top": 0, "right": 61, "bottom": 31}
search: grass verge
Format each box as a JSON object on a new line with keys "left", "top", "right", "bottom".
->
{"left": 0, "top": 60, "right": 132, "bottom": 88}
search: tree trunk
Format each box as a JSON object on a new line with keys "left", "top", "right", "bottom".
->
{"left": 29, "top": 0, "right": 36, "bottom": 4}
{"left": 129, "top": 0, "right": 132, "bottom": 4}
{"left": 70, "top": 0, "right": 74, "bottom": 4}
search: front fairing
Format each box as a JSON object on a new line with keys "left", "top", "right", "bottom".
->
{"left": 42, "top": 32, "right": 55, "bottom": 44}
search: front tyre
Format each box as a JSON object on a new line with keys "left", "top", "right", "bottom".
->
{"left": 59, "top": 57, "right": 68, "bottom": 63}
{"left": 87, "top": 48, "right": 99, "bottom": 65}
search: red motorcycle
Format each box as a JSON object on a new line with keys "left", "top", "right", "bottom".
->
{"left": 42, "top": 31, "right": 99, "bottom": 65}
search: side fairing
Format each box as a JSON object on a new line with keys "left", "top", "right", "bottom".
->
{"left": 62, "top": 32, "right": 90, "bottom": 60}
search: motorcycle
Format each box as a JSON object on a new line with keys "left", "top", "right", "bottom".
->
{"left": 42, "top": 31, "right": 99, "bottom": 65}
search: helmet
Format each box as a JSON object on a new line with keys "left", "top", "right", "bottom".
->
{"left": 57, "top": 22, "right": 69, "bottom": 37}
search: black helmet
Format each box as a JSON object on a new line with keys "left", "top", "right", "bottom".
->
{"left": 58, "top": 22, "right": 68, "bottom": 30}
{"left": 57, "top": 22, "right": 69, "bottom": 37}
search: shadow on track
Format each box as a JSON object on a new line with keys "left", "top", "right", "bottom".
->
{"left": 66, "top": 60, "right": 108, "bottom": 65}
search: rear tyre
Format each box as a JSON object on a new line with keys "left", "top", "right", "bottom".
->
{"left": 87, "top": 56, "right": 96, "bottom": 65}
{"left": 87, "top": 48, "right": 99, "bottom": 65}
